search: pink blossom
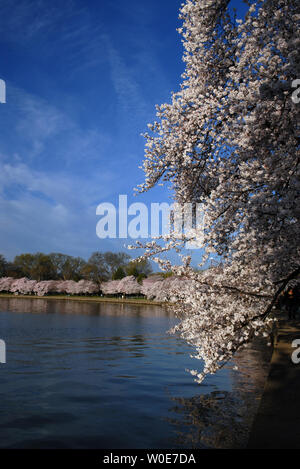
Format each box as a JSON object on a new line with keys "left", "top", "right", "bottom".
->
{"left": 117, "top": 276, "right": 141, "bottom": 295}
{"left": 0, "top": 277, "right": 15, "bottom": 292}
{"left": 10, "top": 277, "right": 37, "bottom": 295}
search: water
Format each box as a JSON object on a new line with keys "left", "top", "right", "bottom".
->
{"left": 0, "top": 297, "right": 268, "bottom": 449}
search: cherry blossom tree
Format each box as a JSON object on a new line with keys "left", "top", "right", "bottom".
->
{"left": 0, "top": 277, "right": 15, "bottom": 292}
{"left": 100, "top": 279, "right": 121, "bottom": 296}
{"left": 33, "top": 280, "right": 59, "bottom": 296}
{"left": 74, "top": 279, "right": 100, "bottom": 295}
{"left": 134, "top": 0, "right": 300, "bottom": 382}
{"left": 141, "top": 275, "right": 164, "bottom": 299}
{"left": 63, "top": 280, "right": 80, "bottom": 295}
{"left": 117, "top": 275, "right": 141, "bottom": 296}
{"left": 100, "top": 276, "right": 142, "bottom": 296}
{"left": 141, "top": 275, "right": 190, "bottom": 302}
{"left": 52, "top": 280, "right": 68, "bottom": 294}
{"left": 10, "top": 277, "right": 37, "bottom": 295}
{"left": 159, "top": 277, "right": 190, "bottom": 303}
{"left": 0, "top": 277, "right": 100, "bottom": 297}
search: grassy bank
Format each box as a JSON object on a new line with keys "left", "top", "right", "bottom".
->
{"left": 0, "top": 292, "right": 162, "bottom": 307}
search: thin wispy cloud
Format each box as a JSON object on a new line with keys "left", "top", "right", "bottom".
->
{"left": 0, "top": 0, "right": 107, "bottom": 74}
{"left": 0, "top": 158, "right": 123, "bottom": 259}
{"left": 102, "top": 34, "right": 147, "bottom": 118}
{"left": 2, "top": 85, "right": 112, "bottom": 168}
{"left": 0, "top": 0, "right": 73, "bottom": 42}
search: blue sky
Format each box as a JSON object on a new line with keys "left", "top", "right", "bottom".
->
{"left": 0, "top": 0, "right": 246, "bottom": 264}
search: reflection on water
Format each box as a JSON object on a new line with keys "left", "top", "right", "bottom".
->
{"left": 167, "top": 339, "right": 272, "bottom": 449}
{"left": 0, "top": 297, "right": 171, "bottom": 317}
{"left": 0, "top": 297, "right": 270, "bottom": 449}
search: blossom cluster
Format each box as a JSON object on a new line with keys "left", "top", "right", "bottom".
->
{"left": 100, "top": 275, "right": 190, "bottom": 300}
{"left": 0, "top": 274, "right": 192, "bottom": 302}
{"left": 0, "top": 277, "right": 100, "bottom": 296}
{"left": 100, "top": 275, "right": 142, "bottom": 296}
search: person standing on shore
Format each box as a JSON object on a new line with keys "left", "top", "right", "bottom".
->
{"left": 286, "top": 287, "right": 299, "bottom": 321}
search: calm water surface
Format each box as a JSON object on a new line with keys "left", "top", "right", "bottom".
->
{"left": 0, "top": 298, "right": 267, "bottom": 449}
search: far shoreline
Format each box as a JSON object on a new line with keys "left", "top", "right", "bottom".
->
{"left": 0, "top": 292, "right": 163, "bottom": 307}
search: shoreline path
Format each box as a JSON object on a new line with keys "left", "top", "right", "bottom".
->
{"left": 247, "top": 318, "right": 300, "bottom": 449}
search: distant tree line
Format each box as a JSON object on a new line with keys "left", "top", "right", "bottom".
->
{"left": 0, "top": 252, "right": 152, "bottom": 284}
{"left": 0, "top": 273, "right": 188, "bottom": 301}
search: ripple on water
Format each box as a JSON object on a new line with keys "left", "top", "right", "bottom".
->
{"left": 0, "top": 298, "right": 270, "bottom": 448}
